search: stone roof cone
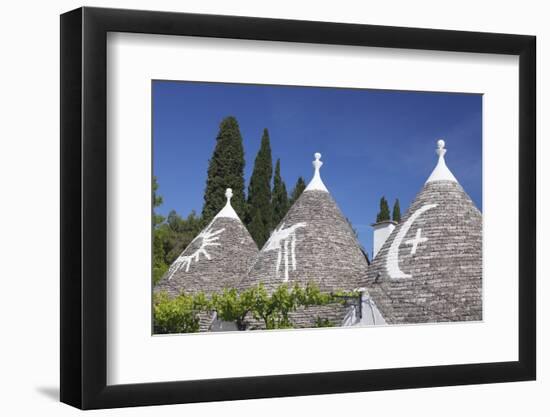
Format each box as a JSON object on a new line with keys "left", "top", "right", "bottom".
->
{"left": 241, "top": 153, "right": 368, "bottom": 293}
{"left": 155, "top": 188, "right": 259, "bottom": 298}
{"left": 363, "top": 140, "right": 482, "bottom": 324}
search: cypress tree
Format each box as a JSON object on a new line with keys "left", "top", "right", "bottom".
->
{"left": 376, "top": 196, "right": 391, "bottom": 222}
{"left": 246, "top": 128, "right": 273, "bottom": 247}
{"left": 152, "top": 176, "right": 165, "bottom": 226}
{"left": 201, "top": 116, "right": 246, "bottom": 225}
{"left": 392, "top": 198, "right": 401, "bottom": 223}
{"left": 152, "top": 176, "right": 167, "bottom": 284}
{"left": 248, "top": 208, "right": 265, "bottom": 248}
{"left": 289, "top": 176, "right": 306, "bottom": 205}
{"left": 271, "top": 158, "right": 289, "bottom": 226}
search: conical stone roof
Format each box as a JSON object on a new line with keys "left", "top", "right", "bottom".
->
{"left": 155, "top": 189, "right": 259, "bottom": 298}
{"left": 241, "top": 153, "right": 368, "bottom": 294}
{"left": 364, "top": 140, "right": 482, "bottom": 324}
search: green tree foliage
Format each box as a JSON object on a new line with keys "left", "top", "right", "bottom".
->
{"left": 211, "top": 288, "right": 257, "bottom": 330}
{"left": 153, "top": 232, "right": 168, "bottom": 285}
{"left": 217, "top": 283, "right": 351, "bottom": 330}
{"left": 392, "top": 198, "right": 401, "bottom": 223}
{"left": 153, "top": 283, "right": 356, "bottom": 333}
{"left": 152, "top": 176, "right": 165, "bottom": 226}
{"left": 376, "top": 196, "right": 391, "bottom": 222}
{"left": 246, "top": 128, "right": 273, "bottom": 247}
{"left": 271, "top": 158, "right": 289, "bottom": 227}
{"left": 201, "top": 116, "right": 246, "bottom": 225}
{"left": 153, "top": 291, "right": 210, "bottom": 334}
{"left": 247, "top": 208, "right": 265, "bottom": 248}
{"left": 314, "top": 317, "right": 335, "bottom": 327}
{"left": 151, "top": 176, "right": 203, "bottom": 285}
{"left": 153, "top": 176, "right": 163, "bottom": 207}
{"left": 152, "top": 177, "right": 168, "bottom": 284}
{"left": 249, "top": 284, "right": 297, "bottom": 329}
{"left": 289, "top": 176, "right": 306, "bottom": 205}
{"left": 160, "top": 210, "right": 202, "bottom": 265}
{"left": 247, "top": 283, "right": 338, "bottom": 330}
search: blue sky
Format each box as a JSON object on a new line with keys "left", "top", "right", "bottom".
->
{"left": 153, "top": 81, "right": 482, "bottom": 257}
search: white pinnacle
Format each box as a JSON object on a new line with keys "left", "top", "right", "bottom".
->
{"left": 425, "top": 139, "right": 458, "bottom": 183}
{"left": 214, "top": 188, "right": 240, "bottom": 220}
{"left": 305, "top": 152, "right": 329, "bottom": 192}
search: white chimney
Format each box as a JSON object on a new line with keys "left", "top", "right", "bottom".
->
{"left": 372, "top": 220, "right": 397, "bottom": 259}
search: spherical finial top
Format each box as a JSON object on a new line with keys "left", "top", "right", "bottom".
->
{"left": 305, "top": 151, "right": 328, "bottom": 192}
{"left": 426, "top": 138, "right": 457, "bottom": 183}
{"left": 436, "top": 139, "right": 447, "bottom": 158}
{"left": 225, "top": 188, "right": 233, "bottom": 200}
{"left": 312, "top": 152, "right": 323, "bottom": 171}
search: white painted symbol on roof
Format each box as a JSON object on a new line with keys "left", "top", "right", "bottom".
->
{"left": 386, "top": 204, "right": 437, "bottom": 279}
{"left": 264, "top": 222, "right": 307, "bottom": 282}
{"left": 167, "top": 224, "right": 225, "bottom": 279}
{"left": 405, "top": 228, "right": 428, "bottom": 255}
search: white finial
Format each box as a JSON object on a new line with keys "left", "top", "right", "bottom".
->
{"left": 225, "top": 188, "right": 233, "bottom": 201}
{"left": 305, "top": 152, "right": 328, "bottom": 192}
{"left": 436, "top": 139, "right": 447, "bottom": 157}
{"left": 214, "top": 187, "right": 240, "bottom": 220}
{"left": 313, "top": 153, "right": 323, "bottom": 175}
{"left": 426, "top": 139, "right": 457, "bottom": 183}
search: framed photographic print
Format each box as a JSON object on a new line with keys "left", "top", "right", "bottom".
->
{"left": 60, "top": 6, "right": 536, "bottom": 409}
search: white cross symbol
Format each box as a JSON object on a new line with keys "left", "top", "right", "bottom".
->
{"left": 405, "top": 228, "right": 428, "bottom": 255}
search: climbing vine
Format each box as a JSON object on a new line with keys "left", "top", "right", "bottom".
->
{"left": 153, "top": 283, "right": 358, "bottom": 334}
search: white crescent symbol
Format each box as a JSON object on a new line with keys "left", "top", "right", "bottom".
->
{"left": 386, "top": 204, "right": 438, "bottom": 279}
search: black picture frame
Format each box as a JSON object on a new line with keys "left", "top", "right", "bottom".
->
{"left": 60, "top": 6, "right": 536, "bottom": 410}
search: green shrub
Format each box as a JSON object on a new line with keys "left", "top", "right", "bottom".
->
{"left": 153, "top": 283, "right": 359, "bottom": 334}
{"left": 314, "top": 317, "right": 335, "bottom": 327}
{"left": 153, "top": 291, "right": 210, "bottom": 334}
